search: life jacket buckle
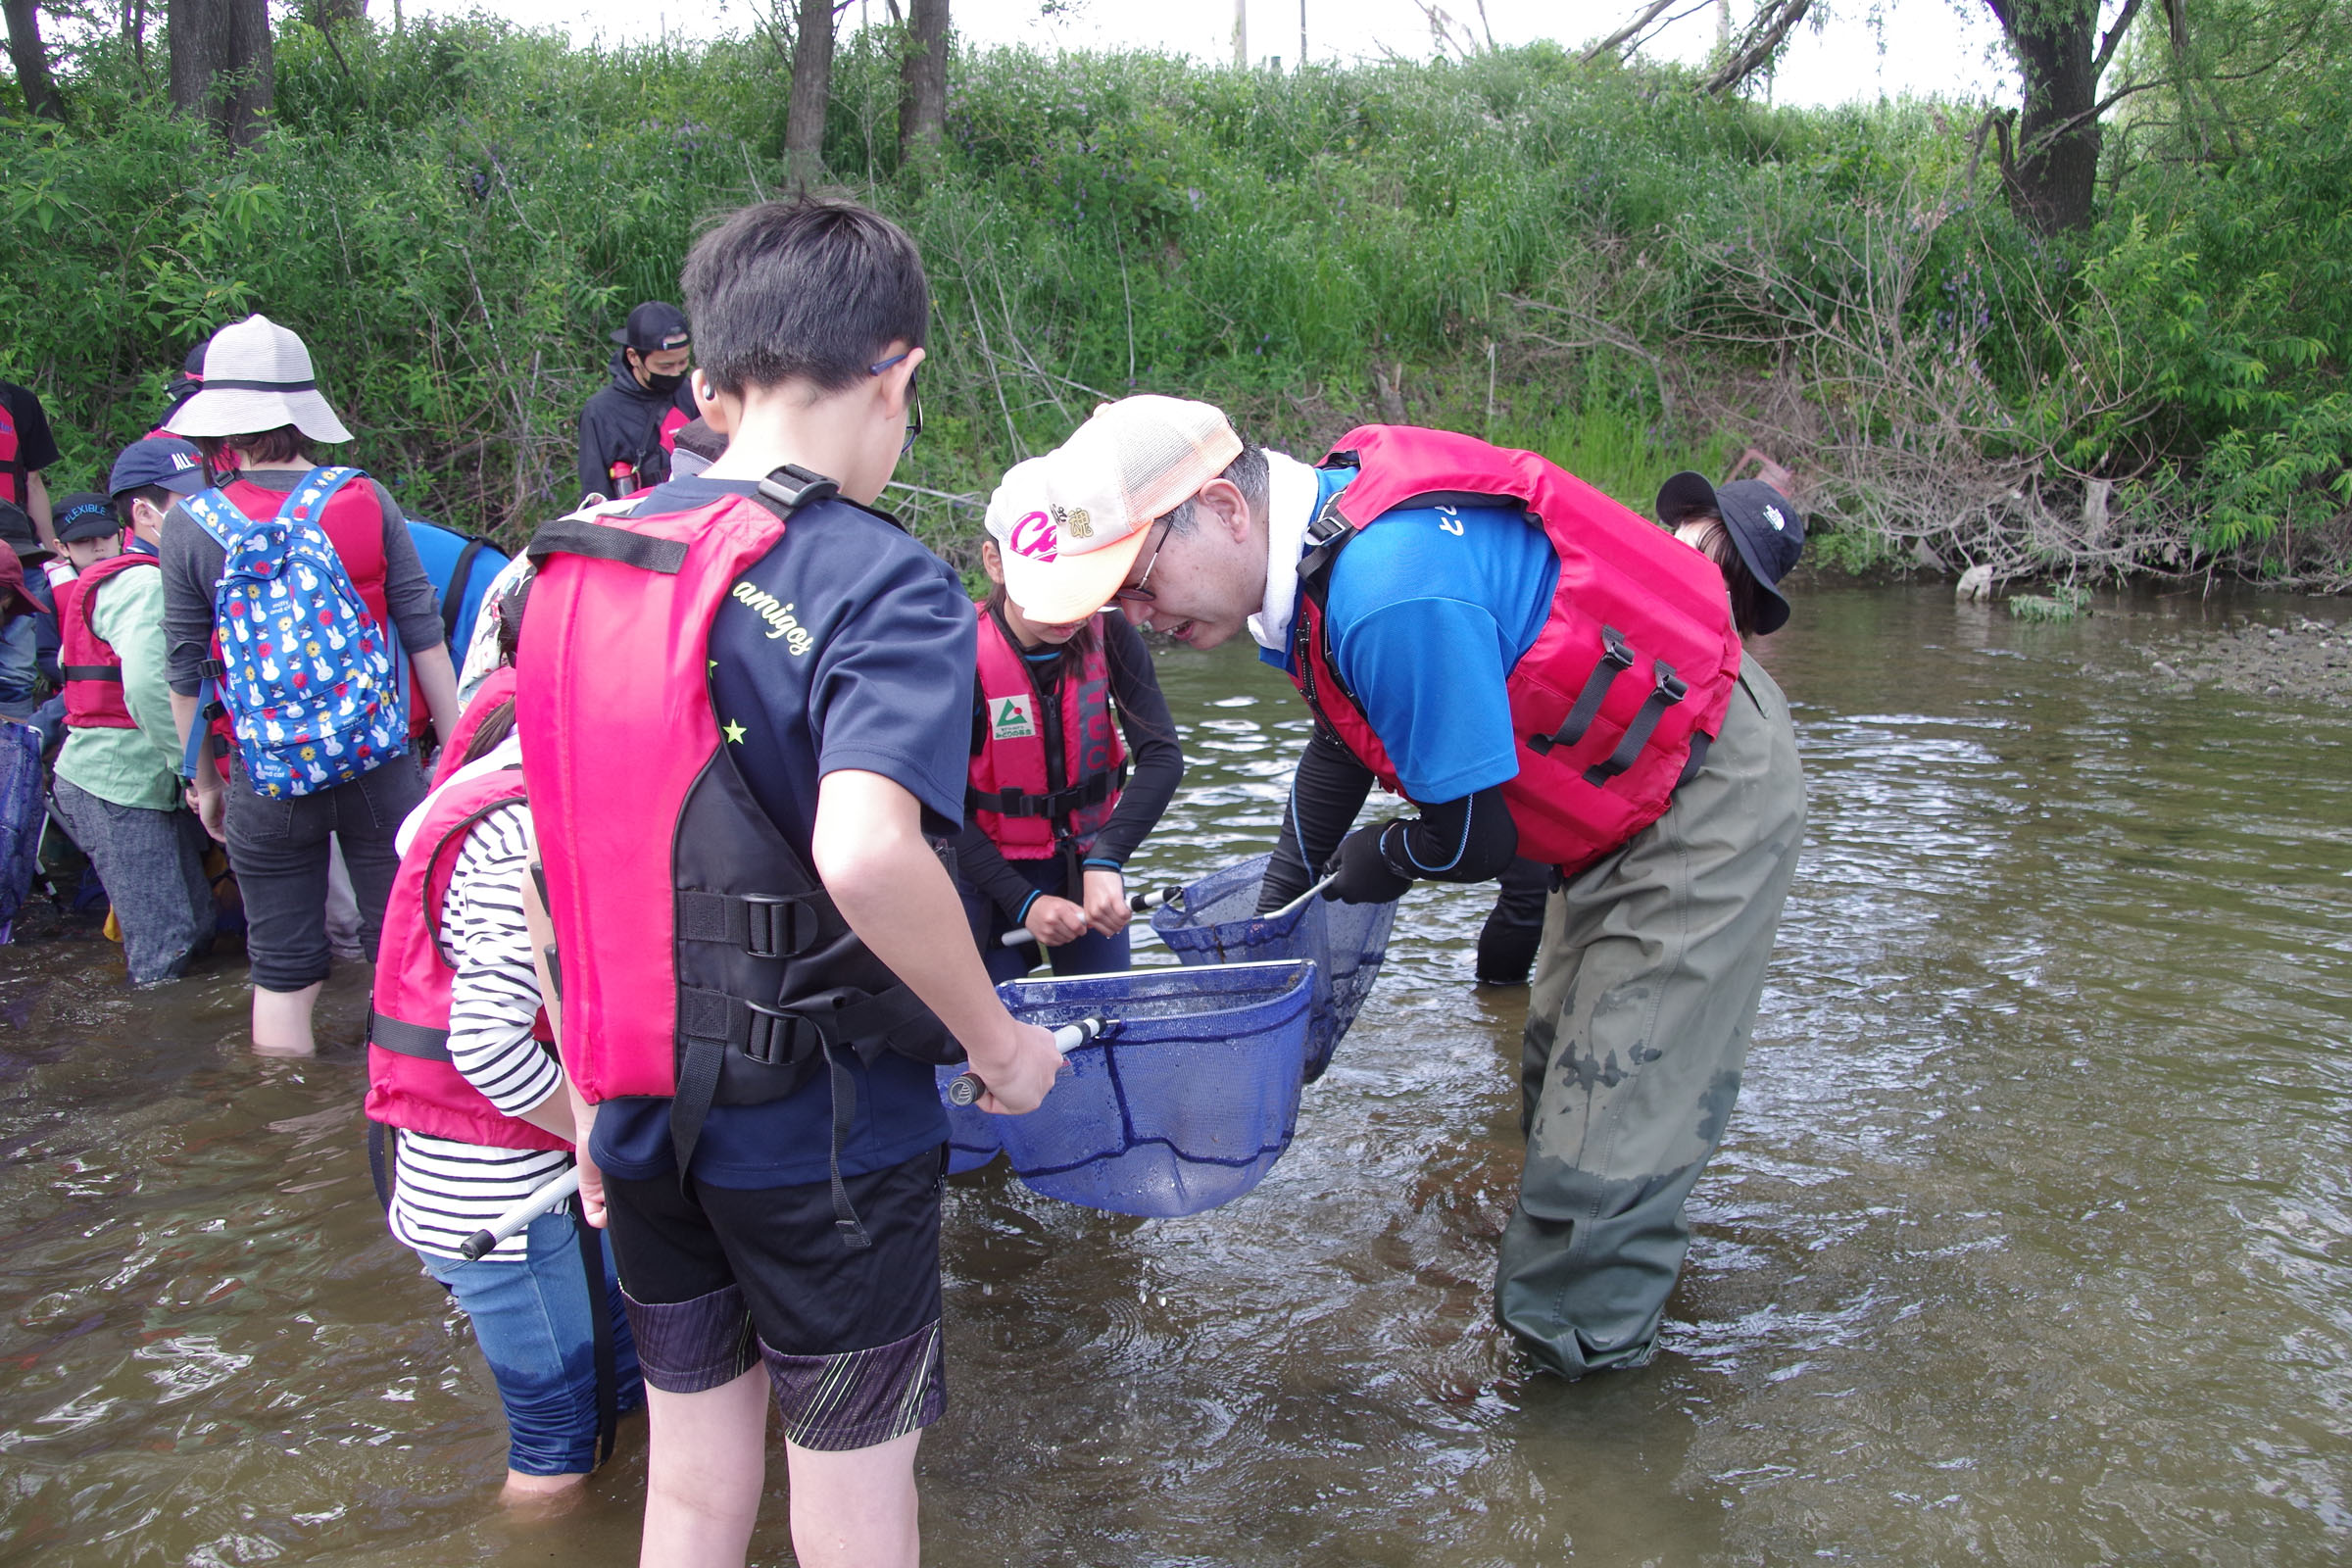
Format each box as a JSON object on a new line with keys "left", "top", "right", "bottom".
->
{"left": 738, "top": 1000, "right": 817, "bottom": 1067}
{"left": 739, "top": 894, "right": 817, "bottom": 960}
{"left": 757, "top": 464, "right": 842, "bottom": 513}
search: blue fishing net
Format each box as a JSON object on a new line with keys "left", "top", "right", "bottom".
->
{"left": 938, "top": 960, "right": 1314, "bottom": 1217}
{"left": 1150, "top": 852, "right": 1397, "bottom": 1081}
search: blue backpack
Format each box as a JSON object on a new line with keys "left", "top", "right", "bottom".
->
{"left": 181, "top": 467, "right": 409, "bottom": 799}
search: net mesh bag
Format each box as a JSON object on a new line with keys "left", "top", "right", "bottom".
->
{"left": 937, "top": 959, "right": 1314, "bottom": 1216}
{"left": 1150, "top": 852, "right": 1397, "bottom": 1081}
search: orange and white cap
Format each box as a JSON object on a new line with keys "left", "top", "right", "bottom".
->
{"left": 987, "top": 396, "right": 1242, "bottom": 624}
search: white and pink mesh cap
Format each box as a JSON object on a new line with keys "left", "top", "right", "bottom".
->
{"left": 990, "top": 396, "right": 1243, "bottom": 624}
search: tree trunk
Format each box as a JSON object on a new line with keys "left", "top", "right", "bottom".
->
{"left": 784, "top": 0, "right": 835, "bottom": 188}
{"left": 898, "top": 0, "right": 948, "bottom": 169}
{"left": 1986, "top": 0, "right": 2102, "bottom": 233}
{"left": 171, "top": 0, "right": 272, "bottom": 145}
{"left": 3, "top": 0, "right": 65, "bottom": 121}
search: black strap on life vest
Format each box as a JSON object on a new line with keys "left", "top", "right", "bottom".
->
{"left": 440, "top": 535, "right": 489, "bottom": 645}
{"left": 964, "top": 761, "right": 1129, "bottom": 820}
{"left": 1528, "top": 626, "right": 1635, "bottom": 757}
{"left": 675, "top": 888, "right": 828, "bottom": 959}
{"left": 1585, "top": 661, "right": 1689, "bottom": 786}
{"left": 368, "top": 1013, "right": 454, "bottom": 1060}
{"left": 525, "top": 517, "right": 686, "bottom": 573}
{"left": 665, "top": 982, "right": 937, "bottom": 1249}
{"left": 568, "top": 1189, "right": 620, "bottom": 1469}
{"left": 367, "top": 1120, "right": 393, "bottom": 1210}
{"left": 58, "top": 664, "right": 123, "bottom": 683}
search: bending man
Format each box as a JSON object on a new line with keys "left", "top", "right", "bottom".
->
{"left": 996, "top": 398, "right": 1806, "bottom": 1378}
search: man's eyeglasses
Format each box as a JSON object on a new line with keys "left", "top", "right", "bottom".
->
{"left": 870, "top": 351, "right": 924, "bottom": 457}
{"left": 1110, "top": 519, "right": 1173, "bottom": 605}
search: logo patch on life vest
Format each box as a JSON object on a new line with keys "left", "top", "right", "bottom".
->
{"left": 989, "top": 693, "right": 1037, "bottom": 741}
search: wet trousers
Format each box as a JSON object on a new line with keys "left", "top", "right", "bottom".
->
{"left": 49, "top": 777, "right": 215, "bottom": 984}
{"left": 1496, "top": 659, "right": 1804, "bottom": 1378}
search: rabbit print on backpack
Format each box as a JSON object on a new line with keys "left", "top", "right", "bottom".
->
{"left": 181, "top": 466, "right": 409, "bottom": 798}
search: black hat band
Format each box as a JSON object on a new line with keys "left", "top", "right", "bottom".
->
{"left": 197, "top": 378, "right": 319, "bottom": 393}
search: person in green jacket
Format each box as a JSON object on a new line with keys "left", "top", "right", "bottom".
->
{"left": 45, "top": 442, "right": 218, "bottom": 984}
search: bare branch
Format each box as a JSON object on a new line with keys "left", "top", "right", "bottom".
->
{"left": 1704, "top": 0, "right": 1812, "bottom": 97}
{"left": 2092, "top": 0, "right": 2144, "bottom": 78}
{"left": 1582, "top": 0, "right": 1678, "bottom": 65}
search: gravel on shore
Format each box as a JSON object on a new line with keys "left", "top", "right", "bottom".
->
{"left": 2132, "top": 612, "right": 2352, "bottom": 706}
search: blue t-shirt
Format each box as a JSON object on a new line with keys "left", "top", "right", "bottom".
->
{"left": 1262, "top": 467, "right": 1560, "bottom": 803}
{"left": 589, "top": 477, "right": 975, "bottom": 1190}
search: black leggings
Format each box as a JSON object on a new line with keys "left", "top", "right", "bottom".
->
{"left": 222, "top": 754, "right": 424, "bottom": 990}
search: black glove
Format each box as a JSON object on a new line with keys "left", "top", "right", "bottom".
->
{"left": 1324, "top": 823, "right": 1414, "bottom": 906}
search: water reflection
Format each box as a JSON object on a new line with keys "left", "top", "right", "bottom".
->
{"left": 2, "top": 586, "right": 2348, "bottom": 1565}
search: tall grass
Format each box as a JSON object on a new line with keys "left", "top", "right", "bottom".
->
{"left": 2, "top": 16, "right": 2346, "bottom": 582}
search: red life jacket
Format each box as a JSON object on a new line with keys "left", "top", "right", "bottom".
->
{"left": 514, "top": 472, "right": 956, "bottom": 1169}
{"left": 364, "top": 763, "right": 569, "bottom": 1152}
{"left": 57, "top": 554, "right": 160, "bottom": 731}
{"left": 431, "top": 664, "right": 517, "bottom": 789}
{"left": 965, "top": 605, "right": 1128, "bottom": 860}
{"left": 1290, "top": 426, "right": 1742, "bottom": 873}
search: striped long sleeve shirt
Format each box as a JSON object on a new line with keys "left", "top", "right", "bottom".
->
{"left": 388, "top": 799, "right": 572, "bottom": 1262}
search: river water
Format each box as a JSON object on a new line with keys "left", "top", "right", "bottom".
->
{"left": 3, "top": 585, "right": 2348, "bottom": 1567}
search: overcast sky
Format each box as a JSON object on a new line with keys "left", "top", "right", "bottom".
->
{"left": 413, "top": 0, "right": 2020, "bottom": 110}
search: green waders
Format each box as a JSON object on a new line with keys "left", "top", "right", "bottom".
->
{"left": 1496, "top": 659, "right": 1804, "bottom": 1377}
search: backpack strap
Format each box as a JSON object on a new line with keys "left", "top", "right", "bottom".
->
{"left": 273, "top": 465, "right": 367, "bottom": 526}
{"left": 441, "top": 536, "right": 488, "bottom": 645}
{"left": 180, "top": 486, "right": 258, "bottom": 552}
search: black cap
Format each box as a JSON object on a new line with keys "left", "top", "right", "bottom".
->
{"left": 53, "top": 492, "right": 122, "bottom": 544}
{"left": 1656, "top": 470, "right": 1804, "bottom": 635}
{"left": 109, "top": 436, "right": 210, "bottom": 499}
{"left": 183, "top": 340, "right": 211, "bottom": 375}
{"left": 611, "top": 301, "right": 692, "bottom": 354}
{"left": 0, "top": 498, "right": 46, "bottom": 562}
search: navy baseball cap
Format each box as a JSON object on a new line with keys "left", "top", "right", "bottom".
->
{"left": 109, "top": 436, "right": 209, "bottom": 499}
{"left": 1656, "top": 470, "right": 1805, "bottom": 635}
{"left": 53, "top": 492, "right": 122, "bottom": 544}
{"left": 611, "top": 301, "right": 692, "bottom": 354}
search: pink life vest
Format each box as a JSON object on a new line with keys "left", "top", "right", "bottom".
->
{"left": 965, "top": 605, "right": 1128, "bottom": 860}
{"left": 1290, "top": 425, "right": 1742, "bottom": 873}
{"left": 364, "top": 764, "right": 569, "bottom": 1152}
{"left": 58, "top": 553, "right": 160, "bottom": 731}
{"left": 431, "top": 664, "right": 518, "bottom": 790}
{"left": 514, "top": 473, "right": 955, "bottom": 1140}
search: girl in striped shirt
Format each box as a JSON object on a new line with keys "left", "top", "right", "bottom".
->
{"left": 370, "top": 624, "right": 641, "bottom": 1504}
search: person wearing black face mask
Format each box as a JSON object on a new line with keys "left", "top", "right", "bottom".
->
{"left": 574, "top": 301, "right": 698, "bottom": 504}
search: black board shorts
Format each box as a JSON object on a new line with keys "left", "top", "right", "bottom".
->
{"left": 602, "top": 1147, "right": 947, "bottom": 1451}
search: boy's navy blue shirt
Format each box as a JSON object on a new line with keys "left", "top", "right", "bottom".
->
{"left": 589, "top": 476, "right": 974, "bottom": 1190}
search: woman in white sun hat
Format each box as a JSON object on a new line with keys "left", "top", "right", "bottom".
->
{"left": 161, "top": 314, "right": 465, "bottom": 1055}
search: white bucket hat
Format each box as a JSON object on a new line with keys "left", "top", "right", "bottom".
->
{"left": 993, "top": 396, "right": 1242, "bottom": 624}
{"left": 165, "top": 314, "right": 353, "bottom": 444}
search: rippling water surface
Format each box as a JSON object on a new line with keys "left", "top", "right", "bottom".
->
{"left": 4, "top": 586, "right": 2348, "bottom": 1566}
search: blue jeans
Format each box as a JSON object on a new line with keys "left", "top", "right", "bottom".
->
{"left": 419, "top": 1208, "right": 646, "bottom": 1475}
{"left": 982, "top": 856, "right": 1133, "bottom": 984}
